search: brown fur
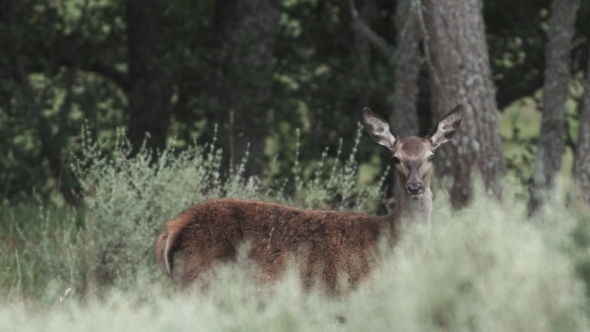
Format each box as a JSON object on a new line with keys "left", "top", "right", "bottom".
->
{"left": 155, "top": 199, "right": 387, "bottom": 290}
{"left": 155, "top": 105, "right": 463, "bottom": 291}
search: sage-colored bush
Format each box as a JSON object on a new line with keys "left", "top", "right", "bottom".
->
{"left": 1, "top": 132, "right": 590, "bottom": 331}
{"left": 33, "top": 127, "right": 382, "bottom": 295}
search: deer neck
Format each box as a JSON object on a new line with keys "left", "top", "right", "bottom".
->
{"left": 379, "top": 176, "right": 433, "bottom": 247}
{"left": 392, "top": 175, "right": 432, "bottom": 227}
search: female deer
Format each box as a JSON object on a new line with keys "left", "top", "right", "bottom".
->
{"left": 156, "top": 105, "right": 463, "bottom": 290}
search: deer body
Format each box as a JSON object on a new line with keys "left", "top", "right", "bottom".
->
{"left": 157, "top": 199, "right": 384, "bottom": 289}
{"left": 156, "top": 106, "right": 463, "bottom": 290}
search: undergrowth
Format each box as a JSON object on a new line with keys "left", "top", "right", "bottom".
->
{"left": 1, "top": 130, "right": 590, "bottom": 331}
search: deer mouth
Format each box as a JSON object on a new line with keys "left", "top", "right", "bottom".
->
{"left": 408, "top": 192, "right": 424, "bottom": 199}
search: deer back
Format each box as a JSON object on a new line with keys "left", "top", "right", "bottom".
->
{"left": 156, "top": 198, "right": 383, "bottom": 290}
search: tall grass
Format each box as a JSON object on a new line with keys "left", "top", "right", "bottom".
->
{"left": 1, "top": 130, "right": 590, "bottom": 331}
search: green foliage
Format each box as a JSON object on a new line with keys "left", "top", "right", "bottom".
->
{"left": 1, "top": 133, "right": 590, "bottom": 330}
{"left": 2, "top": 183, "right": 590, "bottom": 331}
{"left": 41, "top": 128, "right": 255, "bottom": 292}
{"left": 0, "top": 203, "right": 83, "bottom": 301}
{"left": 289, "top": 125, "right": 388, "bottom": 211}
{"left": 345, "top": 192, "right": 587, "bottom": 331}
{"left": 2, "top": 0, "right": 590, "bottom": 328}
{"left": 1, "top": 0, "right": 589, "bottom": 204}
{"left": 22, "top": 128, "right": 382, "bottom": 295}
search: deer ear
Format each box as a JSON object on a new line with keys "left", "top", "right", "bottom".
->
{"left": 362, "top": 108, "right": 397, "bottom": 150}
{"left": 426, "top": 105, "right": 463, "bottom": 149}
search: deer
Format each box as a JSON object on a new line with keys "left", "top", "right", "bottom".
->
{"left": 155, "top": 105, "right": 463, "bottom": 291}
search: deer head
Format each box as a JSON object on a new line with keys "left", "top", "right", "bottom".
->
{"left": 363, "top": 105, "right": 463, "bottom": 199}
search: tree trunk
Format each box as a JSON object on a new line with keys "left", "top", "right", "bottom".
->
{"left": 389, "top": 0, "right": 421, "bottom": 138}
{"left": 212, "top": 0, "right": 280, "bottom": 177}
{"left": 349, "top": 0, "right": 422, "bottom": 202}
{"left": 573, "top": 43, "right": 590, "bottom": 202}
{"left": 387, "top": 0, "right": 422, "bottom": 203}
{"left": 422, "top": 0, "right": 505, "bottom": 207}
{"left": 124, "top": 0, "right": 173, "bottom": 153}
{"left": 350, "top": 0, "right": 376, "bottom": 123}
{"left": 349, "top": 0, "right": 421, "bottom": 137}
{"left": 530, "top": 0, "right": 580, "bottom": 212}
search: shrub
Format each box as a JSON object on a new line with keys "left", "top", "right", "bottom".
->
{"left": 1, "top": 188, "right": 588, "bottom": 331}
{"left": 345, "top": 189, "right": 588, "bottom": 331}
{"left": 36, "top": 126, "right": 383, "bottom": 294}
{"left": 2, "top": 129, "right": 589, "bottom": 331}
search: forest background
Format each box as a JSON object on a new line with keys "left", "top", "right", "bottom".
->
{"left": 3, "top": 2, "right": 590, "bottom": 330}
{"left": 2, "top": 0, "right": 590, "bottom": 210}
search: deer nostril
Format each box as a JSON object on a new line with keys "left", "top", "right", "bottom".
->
{"left": 406, "top": 182, "right": 423, "bottom": 194}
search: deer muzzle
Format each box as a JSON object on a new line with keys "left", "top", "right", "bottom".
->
{"left": 406, "top": 181, "right": 424, "bottom": 196}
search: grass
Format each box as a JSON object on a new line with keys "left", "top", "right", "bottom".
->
{"left": 1, "top": 128, "right": 590, "bottom": 331}
{"left": 1, "top": 187, "right": 589, "bottom": 331}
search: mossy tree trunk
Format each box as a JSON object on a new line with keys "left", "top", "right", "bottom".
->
{"left": 573, "top": 42, "right": 590, "bottom": 202}
{"left": 350, "top": 0, "right": 422, "bottom": 202}
{"left": 387, "top": 0, "right": 422, "bottom": 203}
{"left": 422, "top": 0, "right": 505, "bottom": 207}
{"left": 350, "top": 0, "right": 376, "bottom": 124}
{"left": 388, "top": 0, "right": 421, "bottom": 138}
{"left": 530, "top": 0, "right": 580, "bottom": 212}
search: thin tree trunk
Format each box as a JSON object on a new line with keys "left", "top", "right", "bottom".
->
{"left": 573, "top": 43, "right": 590, "bottom": 202}
{"left": 349, "top": 0, "right": 422, "bottom": 202}
{"left": 389, "top": 0, "right": 421, "bottom": 137}
{"left": 350, "top": 0, "right": 376, "bottom": 123}
{"left": 124, "top": 0, "right": 173, "bottom": 153}
{"left": 530, "top": 0, "right": 580, "bottom": 212}
{"left": 388, "top": 0, "right": 422, "bottom": 203}
{"left": 212, "top": 0, "right": 280, "bottom": 177}
{"left": 350, "top": 0, "right": 421, "bottom": 136}
{"left": 422, "top": 0, "right": 505, "bottom": 207}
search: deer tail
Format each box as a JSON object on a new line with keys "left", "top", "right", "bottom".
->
{"left": 155, "top": 227, "right": 176, "bottom": 277}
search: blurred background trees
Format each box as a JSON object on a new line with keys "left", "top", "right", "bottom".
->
{"left": 1, "top": 0, "right": 590, "bottom": 210}
{"left": 574, "top": 42, "right": 590, "bottom": 203}
{"left": 422, "top": 0, "right": 505, "bottom": 206}
{"left": 530, "top": 0, "right": 581, "bottom": 212}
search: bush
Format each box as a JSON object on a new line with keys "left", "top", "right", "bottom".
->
{"left": 346, "top": 190, "right": 588, "bottom": 331}
{"left": 34, "top": 127, "right": 383, "bottom": 294}
{"left": 1, "top": 188, "right": 589, "bottom": 331}
{"left": 1, "top": 131, "right": 590, "bottom": 331}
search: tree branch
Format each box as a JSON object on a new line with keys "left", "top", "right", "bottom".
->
{"left": 348, "top": 0, "right": 395, "bottom": 63}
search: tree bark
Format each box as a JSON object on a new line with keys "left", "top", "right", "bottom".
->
{"left": 573, "top": 42, "right": 590, "bottom": 202}
{"left": 530, "top": 0, "right": 580, "bottom": 212}
{"left": 212, "top": 0, "right": 280, "bottom": 176}
{"left": 349, "top": 0, "right": 422, "bottom": 204}
{"left": 124, "top": 0, "right": 173, "bottom": 153}
{"left": 388, "top": 0, "right": 421, "bottom": 138}
{"left": 388, "top": 0, "right": 422, "bottom": 202}
{"left": 350, "top": 0, "right": 376, "bottom": 123}
{"left": 350, "top": 0, "right": 421, "bottom": 136}
{"left": 422, "top": 0, "right": 505, "bottom": 207}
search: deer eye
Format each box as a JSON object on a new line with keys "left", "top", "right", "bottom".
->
{"left": 428, "top": 155, "right": 434, "bottom": 162}
{"left": 392, "top": 156, "right": 401, "bottom": 164}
